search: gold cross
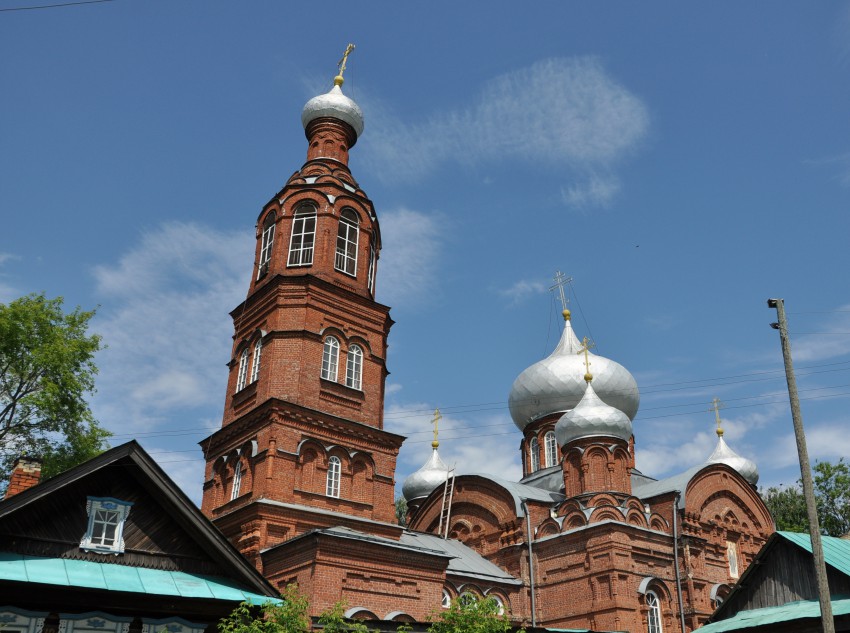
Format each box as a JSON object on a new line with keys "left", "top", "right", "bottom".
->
{"left": 431, "top": 408, "right": 442, "bottom": 449}
{"left": 577, "top": 336, "right": 595, "bottom": 382}
{"left": 711, "top": 398, "right": 725, "bottom": 436}
{"left": 549, "top": 270, "right": 573, "bottom": 317}
{"left": 335, "top": 43, "right": 356, "bottom": 86}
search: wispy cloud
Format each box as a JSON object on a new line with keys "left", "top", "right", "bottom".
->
{"left": 791, "top": 304, "right": 850, "bottom": 362}
{"left": 498, "top": 279, "right": 547, "bottom": 305}
{"left": 361, "top": 57, "right": 649, "bottom": 207}
{"left": 804, "top": 153, "right": 850, "bottom": 188}
{"left": 376, "top": 208, "right": 442, "bottom": 309}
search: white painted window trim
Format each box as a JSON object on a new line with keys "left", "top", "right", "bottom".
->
{"left": 0, "top": 607, "right": 47, "bottom": 633}
{"left": 346, "top": 344, "right": 363, "bottom": 390}
{"left": 288, "top": 206, "right": 316, "bottom": 267}
{"left": 79, "top": 498, "right": 133, "bottom": 555}
{"left": 326, "top": 455, "right": 341, "bottom": 498}
{"left": 646, "top": 590, "right": 663, "bottom": 633}
{"left": 251, "top": 339, "right": 262, "bottom": 383}
{"left": 544, "top": 431, "right": 557, "bottom": 467}
{"left": 230, "top": 462, "right": 243, "bottom": 501}
{"left": 322, "top": 336, "right": 340, "bottom": 381}
{"left": 257, "top": 215, "right": 275, "bottom": 278}
{"left": 335, "top": 209, "right": 359, "bottom": 276}
{"left": 530, "top": 438, "right": 540, "bottom": 472}
{"left": 236, "top": 347, "right": 249, "bottom": 391}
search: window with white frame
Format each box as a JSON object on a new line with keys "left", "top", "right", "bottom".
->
{"left": 236, "top": 347, "right": 249, "bottom": 391}
{"left": 346, "top": 344, "right": 363, "bottom": 390}
{"left": 80, "top": 497, "right": 133, "bottom": 555}
{"left": 441, "top": 589, "right": 451, "bottom": 609}
{"left": 288, "top": 206, "right": 316, "bottom": 266}
{"left": 544, "top": 431, "right": 557, "bottom": 467}
{"left": 257, "top": 212, "right": 276, "bottom": 278}
{"left": 326, "top": 455, "right": 341, "bottom": 497}
{"left": 250, "top": 339, "right": 262, "bottom": 383}
{"left": 230, "top": 462, "right": 244, "bottom": 501}
{"left": 530, "top": 437, "right": 540, "bottom": 472}
{"left": 646, "top": 590, "right": 663, "bottom": 633}
{"left": 727, "top": 541, "right": 739, "bottom": 578}
{"left": 59, "top": 613, "right": 133, "bottom": 633}
{"left": 0, "top": 607, "right": 47, "bottom": 633}
{"left": 141, "top": 618, "right": 206, "bottom": 633}
{"left": 367, "top": 239, "right": 376, "bottom": 295}
{"left": 321, "top": 336, "right": 339, "bottom": 381}
{"left": 488, "top": 595, "right": 505, "bottom": 616}
{"left": 335, "top": 209, "right": 359, "bottom": 276}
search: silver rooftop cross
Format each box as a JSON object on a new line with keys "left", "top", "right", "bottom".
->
{"left": 550, "top": 270, "right": 573, "bottom": 312}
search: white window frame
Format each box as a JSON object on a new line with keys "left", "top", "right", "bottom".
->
{"left": 79, "top": 497, "right": 133, "bottom": 555}
{"left": 488, "top": 595, "right": 505, "bottom": 616}
{"left": 0, "top": 607, "right": 46, "bottom": 633}
{"left": 646, "top": 590, "right": 663, "bottom": 633}
{"left": 335, "top": 209, "right": 359, "bottom": 276}
{"left": 257, "top": 213, "right": 276, "bottom": 278}
{"left": 326, "top": 455, "right": 341, "bottom": 498}
{"left": 288, "top": 206, "right": 316, "bottom": 267}
{"left": 236, "top": 347, "right": 249, "bottom": 391}
{"left": 544, "top": 431, "right": 558, "bottom": 467}
{"left": 530, "top": 437, "right": 540, "bottom": 472}
{"left": 441, "top": 589, "right": 451, "bottom": 609}
{"left": 367, "top": 239, "right": 376, "bottom": 295}
{"left": 321, "top": 336, "right": 339, "bottom": 381}
{"left": 250, "top": 339, "right": 262, "bottom": 383}
{"left": 59, "top": 613, "right": 133, "bottom": 633}
{"left": 727, "top": 540, "right": 739, "bottom": 578}
{"left": 346, "top": 344, "right": 363, "bottom": 390}
{"left": 230, "top": 462, "right": 243, "bottom": 501}
{"left": 141, "top": 618, "right": 206, "bottom": 633}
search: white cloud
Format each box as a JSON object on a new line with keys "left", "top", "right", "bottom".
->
{"left": 376, "top": 208, "right": 442, "bottom": 308}
{"left": 805, "top": 153, "right": 850, "bottom": 188}
{"left": 790, "top": 304, "right": 850, "bottom": 362}
{"left": 561, "top": 174, "right": 622, "bottom": 209}
{"left": 498, "top": 279, "right": 547, "bottom": 305}
{"left": 91, "top": 222, "right": 253, "bottom": 435}
{"left": 361, "top": 57, "right": 648, "bottom": 208}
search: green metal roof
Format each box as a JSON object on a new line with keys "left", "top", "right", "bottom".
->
{"left": 697, "top": 596, "right": 850, "bottom": 632}
{"left": 0, "top": 552, "right": 280, "bottom": 606}
{"left": 779, "top": 530, "right": 850, "bottom": 577}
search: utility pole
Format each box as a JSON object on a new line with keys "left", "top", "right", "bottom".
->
{"left": 768, "top": 298, "right": 835, "bottom": 633}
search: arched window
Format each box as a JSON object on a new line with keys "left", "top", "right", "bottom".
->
{"left": 488, "top": 595, "right": 505, "bottom": 616}
{"left": 727, "top": 541, "right": 739, "bottom": 578}
{"left": 230, "top": 462, "right": 243, "bottom": 500}
{"left": 646, "top": 591, "right": 663, "bottom": 633}
{"left": 458, "top": 592, "right": 477, "bottom": 608}
{"left": 326, "top": 455, "right": 341, "bottom": 497}
{"left": 288, "top": 206, "right": 316, "bottom": 266}
{"left": 335, "top": 209, "right": 359, "bottom": 276}
{"left": 367, "top": 237, "right": 377, "bottom": 295}
{"left": 236, "top": 348, "right": 249, "bottom": 391}
{"left": 250, "top": 339, "right": 262, "bottom": 383}
{"left": 441, "top": 589, "right": 451, "bottom": 609}
{"left": 544, "top": 431, "right": 558, "bottom": 467}
{"left": 346, "top": 344, "right": 363, "bottom": 390}
{"left": 530, "top": 437, "right": 540, "bottom": 472}
{"left": 257, "top": 212, "right": 276, "bottom": 278}
{"left": 321, "top": 336, "right": 339, "bottom": 381}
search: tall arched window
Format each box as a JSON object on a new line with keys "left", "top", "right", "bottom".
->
{"left": 335, "top": 209, "right": 359, "bottom": 276}
{"left": 230, "top": 462, "right": 243, "bottom": 500}
{"left": 346, "top": 344, "right": 363, "bottom": 390}
{"left": 321, "top": 336, "right": 339, "bottom": 381}
{"left": 236, "top": 348, "right": 249, "bottom": 392}
{"left": 544, "top": 431, "right": 558, "bottom": 467}
{"left": 257, "top": 211, "right": 276, "bottom": 278}
{"left": 250, "top": 339, "right": 262, "bottom": 383}
{"left": 530, "top": 437, "right": 540, "bottom": 472}
{"left": 326, "top": 455, "right": 341, "bottom": 498}
{"left": 646, "top": 591, "right": 663, "bottom": 633}
{"left": 367, "top": 237, "right": 377, "bottom": 295}
{"left": 288, "top": 205, "right": 316, "bottom": 266}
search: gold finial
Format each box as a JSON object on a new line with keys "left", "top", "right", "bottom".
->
{"left": 334, "top": 43, "right": 356, "bottom": 87}
{"left": 578, "top": 336, "right": 595, "bottom": 382}
{"left": 549, "top": 270, "right": 573, "bottom": 321}
{"left": 711, "top": 397, "right": 725, "bottom": 436}
{"left": 431, "top": 408, "right": 442, "bottom": 449}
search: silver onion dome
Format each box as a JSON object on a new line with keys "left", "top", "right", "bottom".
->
{"left": 301, "top": 83, "right": 364, "bottom": 138}
{"left": 555, "top": 381, "right": 633, "bottom": 446}
{"left": 402, "top": 447, "right": 449, "bottom": 502}
{"left": 706, "top": 434, "right": 759, "bottom": 485}
{"left": 509, "top": 316, "right": 640, "bottom": 431}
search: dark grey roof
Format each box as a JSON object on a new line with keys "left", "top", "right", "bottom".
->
{"left": 463, "top": 473, "right": 564, "bottom": 515}
{"left": 631, "top": 464, "right": 706, "bottom": 508}
{"left": 400, "top": 532, "right": 522, "bottom": 586}
{"left": 519, "top": 465, "right": 564, "bottom": 493}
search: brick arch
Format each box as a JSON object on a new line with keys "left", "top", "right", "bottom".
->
{"left": 586, "top": 492, "right": 620, "bottom": 509}
{"left": 536, "top": 517, "right": 561, "bottom": 538}
{"left": 685, "top": 465, "right": 773, "bottom": 535}
{"left": 408, "top": 475, "right": 522, "bottom": 533}
{"left": 583, "top": 445, "right": 611, "bottom": 492}
{"left": 649, "top": 514, "right": 668, "bottom": 531}
{"left": 562, "top": 511, "right": 587, "bottom": 530}
{"left": 588, "top": 507, "right": 622, "bottom": 523}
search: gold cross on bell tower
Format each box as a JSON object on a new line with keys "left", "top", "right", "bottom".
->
{"left": 711, "top": 397, "right": 725, "bottom": 436}
{"left": 549, "top": 270, "right": 573, "bottom": 321}
{"left": 334, "top": 43, "right": 356, "bottom": 86}
{"left": 431, "top": 408, "right": 442, "bottom": 449}
{"left": 577, "top": 336, "right": 595, "bottom": 383}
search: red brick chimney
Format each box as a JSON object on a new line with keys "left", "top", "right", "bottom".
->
{"left": 4, "top": 456, "right": 42, "bottom": 499}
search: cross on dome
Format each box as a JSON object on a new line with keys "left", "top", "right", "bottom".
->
{"left": 431, "top": 408, "right": 442, "bottom": 449}
{"left": 550, "top": 270, "right": 573, "bottom": 320}
{"left": 711, "top": 397, "right": 725, "bottom": 436}
{"left": 578, "top": 336, "right": 595, "bottom": 383}
{"left": 335, "top": 43, "right": 355, "bottom": 87}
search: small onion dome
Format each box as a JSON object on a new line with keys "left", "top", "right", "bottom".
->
{"left": 555, "top": 380, "right": 633, "bottom": 446}
{"left": 706, "top": 433, "right": 759, "bottom": 485}
{"left": 509, "top": 316, "right": 640, "bottom": 431}
{"left": 301, "top": 82, "right": 364, "bottom": 139}
{"left": 402, "top": 447, "right": 449, "bottom": 502}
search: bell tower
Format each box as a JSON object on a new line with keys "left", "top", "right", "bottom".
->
{"left": 200, "top": 51, "right": 404, "bottom": 567}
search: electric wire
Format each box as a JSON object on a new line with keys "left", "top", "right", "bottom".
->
{"left": 0, "top": 0, "right": 114, "bottom": 12}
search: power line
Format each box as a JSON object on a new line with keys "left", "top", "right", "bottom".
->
{"left": 0, "top": 0, "right": 114, "bottom": 12}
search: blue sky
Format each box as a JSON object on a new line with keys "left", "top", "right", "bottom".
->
{"left": 2, "top": 1, "right": 850, "bottom": 505}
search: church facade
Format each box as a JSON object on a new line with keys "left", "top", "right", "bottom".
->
{"left": 198, "top": 64, "right": 775, "bottom": 632}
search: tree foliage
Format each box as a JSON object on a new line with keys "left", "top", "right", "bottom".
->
{"left": 219, "top": 585, "right": 310, "bottom": 633}
{"left": 428, "top": 595, "right": 517, "bottom": 633}
{"left": 762, "top": 458, "right": 850, "bottom": 537}
{"left": 316, "top": 601, "right": 371, "bottom": 633}
{"left": 0, "top": 293, "right": 109, "bottom": 485}
{"left": 395, "top": 496, "right": 408, "bottom": 527}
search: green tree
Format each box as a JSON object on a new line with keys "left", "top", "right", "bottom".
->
{"left": 762, "top": 459, "right": 850, "bottom": 537}
{"left": 0, "top": 293, "right": 109, "bottom": 487}
{"left": 219, "top": 584, "right": 310, "bottom": 633}
{"left": 395, "top": 496, "right": 408, "bottom": 527}
{"left": 428, "top": 595, "right": 517, "bottom": 633}
{"left": 317, "top": 601, "right": 371, "bottom": 633}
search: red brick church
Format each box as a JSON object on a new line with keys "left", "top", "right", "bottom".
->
{"left": 198, "top": 60, "right": 774, "bottom": 633}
